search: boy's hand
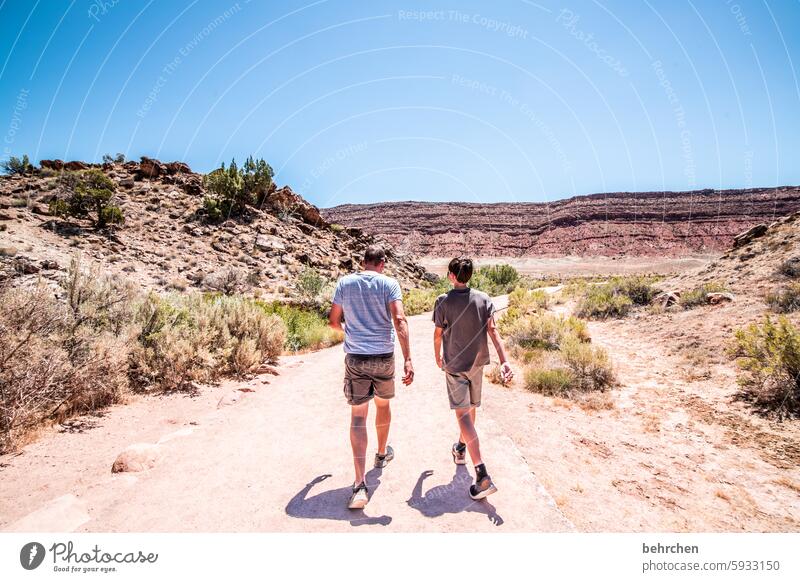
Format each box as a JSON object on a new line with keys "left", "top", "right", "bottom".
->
{"left": 435, "top": 353, "right": 444, "bottom": 371}
{"left": 500, "top": 362, "right": 514, "bottom": 383}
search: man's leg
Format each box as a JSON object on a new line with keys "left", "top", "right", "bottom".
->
{"left": 350, "top": 402, "right": 369, "bottom": 485}
{"left": 374, "top": 396, "right": 391, "bottom": 456}
{"left": 455, "top": 406, "right": 482, "bottom": 466}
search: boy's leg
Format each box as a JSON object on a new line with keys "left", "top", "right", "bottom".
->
{"left": 458, "top": 407, "right": 476, "bottom": 446}
{"left": 350, "top": 402, "right": 369, "bottom": 485}
{"left": 374, "top": 396, "right": 391, "bottom": 456}
{"left": 455, "top": 406, "right": 482, "bottom": 466}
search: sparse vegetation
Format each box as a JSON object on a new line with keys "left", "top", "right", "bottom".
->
{"left": 729, "top": 316, "right": 800, "bottom": 418}
{"left": 102, "top": 153, "right": 126, "bottom": 164}
{"left": 403, "top": 277, "right": 450, "bottom": 316}
{"left": 574, "top": 276, "right": 658, "bottom": 319}
{"left": 679, "top": 282, "right": 728, "bottom": 309}
{"left": 48, "top": 169, "right": 124, "bottom": 227}
{"left": 765, "top": 283, "right": 800, "bottom": 313}
{"left": 1, "top": 154, "right": 33, "bottom": 175}
{"left": 203, "top": 267, "right": 246, "bottom": 296}
{"left": 501, "top": 311, "right": 589, "bottom": 350}
{"left": 257, "top": 301, "right": 342, "bottom": 352}
{"left": 0, "top": 256, "right": 299, "bottom": 453}
{"left": 296, "top": 266, "right": 326, "bottom": 304}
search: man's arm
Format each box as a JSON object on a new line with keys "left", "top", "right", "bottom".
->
{"left": 487, "top": 315, "right": 514, "bottom": 383}
{"left": 388, "top": 300, "right": 414, "bottom": 385}
{"left": 329, "top": 303, "right": 344, "bottom": 331}
{"left": 433, "top": 327, "right": 444, "bottom": 370}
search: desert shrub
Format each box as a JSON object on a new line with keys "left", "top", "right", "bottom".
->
{"left": 502, "top": 312, "right": 589, "bottom": 350}
{"left": 729, "top": 316, "right": 800, "bottom": 417}
{"left": 48, "top": 169, "right": 123, "bottom": 228}
{"left": 258, "top": 301, "right": 342, "bottom": 351}
{"left": 102, "top": 153, "right": 126, "bottom": 164}
{"left": 130, "top": 293, "right": 286, "bottom": 389}
{"left": 1, "top": 154, "right": 32, "bottom": 175}
{"left": 204, "top": 268, "right": 245, "bottom": 295}
{"left": 679, "top": 282, "right": 728, "bottom": 309}
{"left": 523, "top": 368, "right": 574, "bottom": 396}
{"left": 330, "top": 223, "right": 345, "bottom": 233}
{"left": 574, "top": 276, "right": 657, "bottom": 319}
{"left": 470, "top": 264, "right": 520, "bottom": 295}
{"left": 560, "top": 337, "right": 615, "bottom": 392}
{"left": 779, "top": 257, "right": 800, "bottom": 278}
{"left": 0, "top": 259, "right": 137, "bottom": 453}
{"left": 500, "top": 287, "right": 549, "bottom": 329}
{"left": 296, "top": 267, "right": 326, "bottom": 303}
{"left": 241, "top": 155, "right": 274, "bottom": 204}
{"left": 766, "top": 283, "right": 800, "bottom": 313}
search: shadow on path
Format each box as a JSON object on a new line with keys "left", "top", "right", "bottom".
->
{"left": 285, "top": 469, "right": 392, "bottom": 526}
{"left": 406, "top": 466, "right": 504, "bottom": 526}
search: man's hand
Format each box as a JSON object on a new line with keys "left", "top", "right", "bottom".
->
{"left": 402, "top": 358, "right": 414, "bottom": 385}
{"left": 500, "top": 361, "right": 514, "bottom": 383}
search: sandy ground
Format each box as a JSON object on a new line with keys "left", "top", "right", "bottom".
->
{"left": 0, "top": 309, "right": 571, "bottom": 533}
{"left": 420, "top": 255, "right": 716, "bottom": 278}
{"left": 2, "top": 291, "right": 798, "bottom": 532}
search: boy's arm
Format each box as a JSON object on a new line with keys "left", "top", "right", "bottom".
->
{"left": 487, "top": 315, "right": 514, "bottom": 382}
{"left": 433, "top": 327, "right": 444, "bottom": 370}
{"left": 389, "top": 300, "right": 414, "bottom": 386}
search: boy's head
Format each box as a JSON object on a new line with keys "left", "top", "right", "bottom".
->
{"left": 447, "top": 257, "right": 473, "bottom": 285}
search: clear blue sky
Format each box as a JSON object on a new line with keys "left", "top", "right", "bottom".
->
{"left": 1, "top": 0, "right": 798, "bottom": 207}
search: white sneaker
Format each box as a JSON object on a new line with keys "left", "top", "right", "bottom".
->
{"left": 348, "top": 482, "right": 369, "bottom": 509}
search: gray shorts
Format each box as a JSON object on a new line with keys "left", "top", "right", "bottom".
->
{"left": 445, "top": 365, "right": 484, "bottom": 409}
{"left": 343, "top": 353, "right": 395, "bottom": 405}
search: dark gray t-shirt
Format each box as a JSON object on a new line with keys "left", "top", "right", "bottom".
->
{"left": 433, "top": 287, "right": 495, "bottom": 374}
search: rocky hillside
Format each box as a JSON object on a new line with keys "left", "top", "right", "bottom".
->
{"left": 0, "top": 158, "right": 434, "bottom": 297}
{"left": 324, "top": 187, "right": 800, "bottom": 257}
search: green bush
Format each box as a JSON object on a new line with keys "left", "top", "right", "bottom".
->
{"left": 403, "top": 278, "right": 450, "bottom": 316}
{"left": 1, "top": 154, "right": 32, "bottom": 175}
{"left": 102, "top": 153, "right": 126, "bottom": 164}
{"left": 765, "top": 283, "right": 800, "bottom": 313}
{"left": 502, "top": 312, "right": 589, "bottom": 350}
{"left": 680, "top": 282, "right": 728, "bottom": 309}
{"left": 296, "top": 267, "right": 326, "bottom": 303}
{"left": 729, "top": 316, "right": 800, "bottom": 417}
{"left": 203, "top": 156, "right": 274, "bottom": 219}
{"left": 48, "top": 169, "right": 123, "bottom": 228}
{"left": 575, "top": 276, "right": 658, "bottom": 319}
{"left": 470, "top": 264, "right": 520, "bottom": 295}
{"left": 257, "top": 301, "right": 342, "bottom": 351}
{"left": 523, "top": 368, "right": 574, "bottom": 396}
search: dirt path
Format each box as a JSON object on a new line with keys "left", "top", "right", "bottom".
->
{"left": 0, "top": 309, "right": 572, "bottom": 533}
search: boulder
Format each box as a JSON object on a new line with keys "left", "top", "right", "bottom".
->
{"left": 265, "top": 186, "right": 327, "bottom": 227}
{"left": 40, "top": 159, "right": 64, "bottom": 171}
{"left": 654, "top": 291, "right": 681, "bottom": 308}
{"left": 137, "top": 156, "right": 165, "bottom": 179}
{"left": 254, "top": 234, "right": 286, "bottom": 254}
{"left": 40, "top": 259, "right": 59, "bottom": 270}
{"left": 707, "top": 292, "right": 734, "bottom": 305}
{"left": 118, "top": 177, "right": 135, "bottom": 188}
{"left": 64, "top": 161, "right": 88, "bottom": 171}
{"left": 733, "top": 224, "right": 768, "bottom": 249}
{"left": 111, "top": 443, "right": 162, "bottom": 473}
{"left": 165, "top": 161, "right": 191, "bottom": 175}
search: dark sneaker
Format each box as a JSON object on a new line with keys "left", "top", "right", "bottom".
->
{"left": 469, "top": 474, "right": 498, "bottom": 500}
{"left": 452, "top": 443, "right": 466, "bottom": 465}
{"left": 348, "top": 482, "right": 369, "bottom": 509}
{"left": 374, "top": 445, "right": 394, "bottom": 468}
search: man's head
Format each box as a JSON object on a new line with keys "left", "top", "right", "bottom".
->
{"left": 362, "top": 245, "right": 387, "bottom": 272}
{"left": 447, "top": 256, "right": 473, "bottom": 286}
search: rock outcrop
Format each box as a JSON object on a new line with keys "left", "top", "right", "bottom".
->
{"left": 324, "top": 188, "right": 800, "bottom": 257}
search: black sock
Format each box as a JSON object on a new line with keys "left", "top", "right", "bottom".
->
{"left": 475, "top": 463, "right": 488, "bottom": 481}
{"left": 456, "top": 441, "right": 466, "bottom": 453}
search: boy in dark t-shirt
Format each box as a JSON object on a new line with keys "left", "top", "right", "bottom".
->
{"left": 433, "top": 257, "right": 514, "bottom": 499}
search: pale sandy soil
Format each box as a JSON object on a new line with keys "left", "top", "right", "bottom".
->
{"left": 420, "top": 255, "right": 717, "bottom": 278}
{"left": 1, "top": 291, "right": 797, "bottom": 532}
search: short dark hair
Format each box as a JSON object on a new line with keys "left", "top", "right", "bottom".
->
{"left": 448, "top": 257, "right": 473, "bottom": 284}
{"left": 363, "top": 245, "right": 386, "bottom": 265}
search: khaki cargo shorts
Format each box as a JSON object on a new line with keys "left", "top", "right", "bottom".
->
{"left": 343, "top": 353, "right": 396, "bottom": 405}
{"left": 445, "top": 364, "right": 485, "bottom": 409}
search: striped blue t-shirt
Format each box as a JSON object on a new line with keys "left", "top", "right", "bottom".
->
{"left": 333, "top": 271, "right": 403, "bottom": 355}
